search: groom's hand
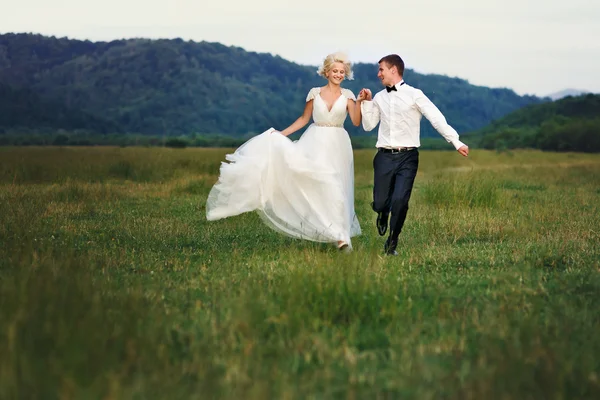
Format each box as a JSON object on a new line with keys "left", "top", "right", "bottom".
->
{"left": 364, "top": 89, "right": 372, "bottom": 101}
{"left": 457, "top": 145, "right": 469, "bottom": 157}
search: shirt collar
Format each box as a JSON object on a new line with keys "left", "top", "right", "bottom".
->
{"left": 385, "top": 80, "right": 405, "bottom": 93}
{"left": 394, "top": 80, "right": 405, "bottom": 89}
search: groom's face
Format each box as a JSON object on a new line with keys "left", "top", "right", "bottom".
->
{"left": 377, "top": 62, "right": 394, "bottom": 87}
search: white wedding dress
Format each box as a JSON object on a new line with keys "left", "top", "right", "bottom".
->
{"left": 206, "top": 87, "right": 361, "bottom": 248}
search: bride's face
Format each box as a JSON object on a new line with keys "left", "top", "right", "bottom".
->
{"left": 326, "top": 62, "right": 346, "bottom": 85}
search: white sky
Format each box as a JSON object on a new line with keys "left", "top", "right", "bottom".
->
{"left": 2, "top": 0, "right": 599, "bottom": 96}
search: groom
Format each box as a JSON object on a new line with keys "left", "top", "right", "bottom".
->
{"left": 358, "top": 54, "right": 469, "bottom": 256}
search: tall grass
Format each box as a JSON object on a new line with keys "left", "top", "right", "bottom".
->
{"left": 1, "top": 147, "right": 599, "bottom": 399}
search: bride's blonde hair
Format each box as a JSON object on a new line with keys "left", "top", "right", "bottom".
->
{"left": 317, "top": 52, "right": 354, "bottom": 80}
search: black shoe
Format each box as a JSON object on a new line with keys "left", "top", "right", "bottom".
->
{"left": 384, "top": 237, "right": 398, "bottom": 256}
{"left": 376, "top": 212, "right": 389, "bottom": 236}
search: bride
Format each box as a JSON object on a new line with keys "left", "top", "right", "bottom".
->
{"left": 206, "top": 52, "right": 362, "bottom": 251}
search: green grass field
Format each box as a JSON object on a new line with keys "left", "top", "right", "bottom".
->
{"left": 1, "top": 146, "right": 599, "bottom": 399}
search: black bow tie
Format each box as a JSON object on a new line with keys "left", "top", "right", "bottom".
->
{"left": 386, "top": 82, "right": 405, "bottom": 92}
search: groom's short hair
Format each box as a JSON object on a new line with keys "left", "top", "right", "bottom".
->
{"left": 379, "top": 55, "right": 405, "bottom": 77}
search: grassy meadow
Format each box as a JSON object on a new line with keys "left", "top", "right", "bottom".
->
{"left": 1, "top": 146, "right": 599, "bottom": 399}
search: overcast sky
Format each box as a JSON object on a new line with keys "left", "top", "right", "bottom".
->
{"left": 2, "top": 0, "right": 599, "bottom": 96}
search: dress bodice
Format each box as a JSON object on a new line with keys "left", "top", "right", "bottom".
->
{"left": 306, "top": 87, "right": 356, "bottom": 127}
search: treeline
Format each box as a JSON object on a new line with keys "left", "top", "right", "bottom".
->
{"left": 0, "top": 131, "right": 453, "bottom": 150}
{"left": 477, "top": 117, "right": 600, "bottom": 152}
{"left": 469, "top": 94, "right": 600, "bottom": 152}
{"left": 0, "top": 133, "right": 248, "bottom": 148}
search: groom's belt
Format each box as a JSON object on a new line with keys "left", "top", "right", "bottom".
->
{"left": 378, "top": 146, "right": 417, "bottom": 154}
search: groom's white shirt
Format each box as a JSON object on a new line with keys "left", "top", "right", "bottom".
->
{"left": 361, "top": 81, "right": 465, "bottom": 150}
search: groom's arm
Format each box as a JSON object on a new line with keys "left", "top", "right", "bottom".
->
{"left": 360, "top": 94, "right": 380, "bottom": 131}
{"left": 415, "top": 89, "right": 468, "bottom": 154}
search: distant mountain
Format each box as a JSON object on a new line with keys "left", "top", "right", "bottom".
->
{"left": 468, "top": 94, "right": 600, "bottom": 152}
{"left": 547, "top": 89, "right": 590, "bottom": 101}
{"left": 0, "top": 33, "right": 547, "bottom": 137}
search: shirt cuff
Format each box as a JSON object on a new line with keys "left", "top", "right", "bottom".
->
{"left": 451, "top": 139, "right": 466, "bottom": 150}
{"left": 361, "top": 100, "right": 374, "bottom": 111}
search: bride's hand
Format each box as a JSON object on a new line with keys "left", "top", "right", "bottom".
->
{"left": 358, "top": 88, "right": 372, "bottom": 101}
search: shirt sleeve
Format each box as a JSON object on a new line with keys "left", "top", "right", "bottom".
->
{"left": 361, "top": 97, "right": 380, "bottom": 132}
{"left": 415, "top": 89, "right": 465, "bottom": 149}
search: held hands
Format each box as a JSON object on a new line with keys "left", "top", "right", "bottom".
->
{"left": 457, "top": 145, "right": 469, "bottom": 157}
{"left": 357, "top": 88, "right": 372, "bottom": 102}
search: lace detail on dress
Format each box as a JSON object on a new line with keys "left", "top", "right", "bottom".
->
{"left": 306, "top": 87, "right": 320, "bottom": 102}
{"left": 341, "top": 88, "right": 356, "bottom": 101}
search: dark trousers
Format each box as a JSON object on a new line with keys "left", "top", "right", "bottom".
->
{"left": 372, "top": 149, "right": 419, "bottom": 240}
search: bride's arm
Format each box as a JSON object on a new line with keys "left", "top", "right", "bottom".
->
{"left": 279, "top": 100, "right": 313, "bottom": 136}
{"left": 347, "top": 99, "right": 362, "bottom": 126}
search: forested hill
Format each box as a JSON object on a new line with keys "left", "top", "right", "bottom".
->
{"left": 469, "top": 94, "right": 600, "bottom": 152}
{"left": 0, "top": 83, "right": 119, "bottom": 133}
{"left": 0, "top": 33, "right": 546, "bottom": 137}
